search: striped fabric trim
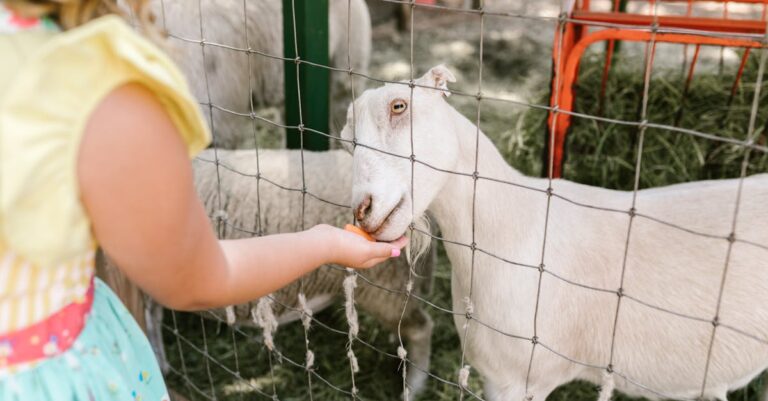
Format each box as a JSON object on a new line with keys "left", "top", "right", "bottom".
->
{"left": 0, "top": 249, "right": 94, "bottom": 334}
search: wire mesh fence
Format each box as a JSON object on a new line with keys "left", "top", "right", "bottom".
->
{"left": 145, "top": 1, "right": 768, "bottom": 400}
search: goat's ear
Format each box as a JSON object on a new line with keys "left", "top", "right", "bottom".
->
{"left": 416, "top": 64, "right": 456, "bottom": 97}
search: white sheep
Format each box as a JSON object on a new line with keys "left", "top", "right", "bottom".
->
{"left": 154, "top": 0, "right": 371, "bottom": 148}
{"left": 341, "top": 65, "right": 768, "bottom": 401}
{"left": 98, "top": 148, "right": 435, "bottom": 398}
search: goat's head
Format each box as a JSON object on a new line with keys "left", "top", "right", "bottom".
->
{"left": 341, "top": 65, "right": 459, "bottom": 241}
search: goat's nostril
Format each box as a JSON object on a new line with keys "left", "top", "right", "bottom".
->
{"left": 355, "top": 195, "right": 372, "bottom": 221}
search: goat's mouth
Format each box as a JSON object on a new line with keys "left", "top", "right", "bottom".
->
{"left": 368, "top": 197, "right": 405, "bottom": 239}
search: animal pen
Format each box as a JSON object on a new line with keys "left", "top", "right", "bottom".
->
{"left": 145, "top": 0, "right": 768, "bottom": 400}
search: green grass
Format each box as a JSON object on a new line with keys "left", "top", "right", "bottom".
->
{"left": 512, "top": 52, "right": 768, "bottom": 187}
{"left": 164, "top": 52, "right": 768, "bottom": 401}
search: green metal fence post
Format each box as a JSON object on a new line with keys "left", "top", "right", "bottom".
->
{"left": 284, "top": 0, "right": 330, "bottom": 150}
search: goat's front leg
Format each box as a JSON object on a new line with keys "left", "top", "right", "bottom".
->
{"left": 400, "top": 307, "right": 434, "bottom": 400}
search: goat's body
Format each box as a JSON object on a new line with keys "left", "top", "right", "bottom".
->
{"left": 343, "top": 65, "right": 768, "bottom": 401}
{"left": 154, "top": 0, "right": 371, "bottom": 148}
{"left": 193, "top": 149, "right": 435, "bottom": 396}
{"left": 430, "top": 112, "right": 768, "bottom": 400}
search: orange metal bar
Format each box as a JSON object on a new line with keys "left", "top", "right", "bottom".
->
{"left": 684, "top": 44, "right": 701, "bottom": 93}
{"left": 675, "top": 43, "right": 700, "bottom": 125}
{"left": 731, "top": 48, "right": 752, "bottom": 98}
{"left": 548, "top": 20, "right": 578, "bottom": 178}
{"left": 547, "top": 29, "right": 762, "bottom": 178}
{"left": 571, "top": 11, "right": 767, "bottom": 34}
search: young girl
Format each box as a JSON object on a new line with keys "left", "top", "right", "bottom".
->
{"left": 0, "top": 1, "right": 406, "bottom": 399}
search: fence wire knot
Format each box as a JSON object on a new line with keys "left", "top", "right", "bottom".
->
{"left": 397, "top": 345, "right": 407, "bottom": 360}
{"left": 213, "top": 209, "right": 228, "bottom": 221}
{"left": 463, "top": 296, "right": 475, "bottom": 316}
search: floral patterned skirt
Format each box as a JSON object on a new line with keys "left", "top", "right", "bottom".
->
{"left": 0, "top": 279, "right": 169, "bottom": 401}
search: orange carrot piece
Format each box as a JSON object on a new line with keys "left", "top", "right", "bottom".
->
{"left": 344, "top": 224, "right": 375, "bottom": 242}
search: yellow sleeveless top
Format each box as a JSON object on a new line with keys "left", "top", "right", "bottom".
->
{"left": 0, "top": 14, "right": 210, "bottom": 333}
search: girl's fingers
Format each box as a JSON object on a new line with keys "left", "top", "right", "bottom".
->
{"left": 388, "top": 235, "right": 409, "bottom": 249}
{"left": 371, "top": 236, "right": 408, "bottom": 259}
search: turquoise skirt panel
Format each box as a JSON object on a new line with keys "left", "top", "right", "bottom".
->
{"left": 0, "top": 279, "right": 169, "bottom": 401}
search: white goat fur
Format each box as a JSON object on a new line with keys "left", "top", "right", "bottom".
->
{"left": 341, "top": 65, "right": 768, "bottom": 401}
{"left": 155, "top": 0, "right": 371, "bottom": 148}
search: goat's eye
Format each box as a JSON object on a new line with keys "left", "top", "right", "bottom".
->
{"left": 390, "top": 99, "right": 407, "bottom": 115}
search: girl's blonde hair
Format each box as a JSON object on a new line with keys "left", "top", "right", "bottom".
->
{"left": 5, "top": 0, "right": 156, "bottom": 34}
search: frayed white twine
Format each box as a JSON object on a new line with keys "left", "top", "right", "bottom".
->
{"left": 225, "top": 306, "right": 236, "bottom": 325}
{"left": 305, "top": 350, "right": 315, "bottom": 370}
{"left": 597, "top": 371, "right": 615, "bottom": 401}
{"left": 347, "top": 348, "right": 360, "bottom": 373}
{"left": 343, "top": 273, "right": 359, "bottom": 339}
{"left": 251, "top": 298, "right": 277, "bottom": 351}
{"left": 297, "top": 293, "right": 313, "bottom": 331}
{"left": 458, "top": 365, "right": 471, "bottom": 389}
{"left": 398, "top": 345, "right": 409, "bottom": 401}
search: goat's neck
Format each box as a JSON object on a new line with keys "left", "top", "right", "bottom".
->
{"left": 429, "top": 114, "right": 543, "bottom": 249}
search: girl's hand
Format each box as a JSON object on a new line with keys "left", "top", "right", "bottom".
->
{"left": 313, "top": 225, "right": 409, "bottom": 269}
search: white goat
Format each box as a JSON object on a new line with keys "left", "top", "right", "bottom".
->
{"left": 155, "top": 0, "right": 371, "bottom": 148}
{"left": 341, "top": 65, "right": 768, "bottom": 401}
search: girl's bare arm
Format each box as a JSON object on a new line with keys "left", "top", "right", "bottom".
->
{"left": 77, "top": 83, "right": 405, "bottom": 311}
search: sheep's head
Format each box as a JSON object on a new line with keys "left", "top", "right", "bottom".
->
{"left": 341, "top": 65, "right": 460, "bottom": 241}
